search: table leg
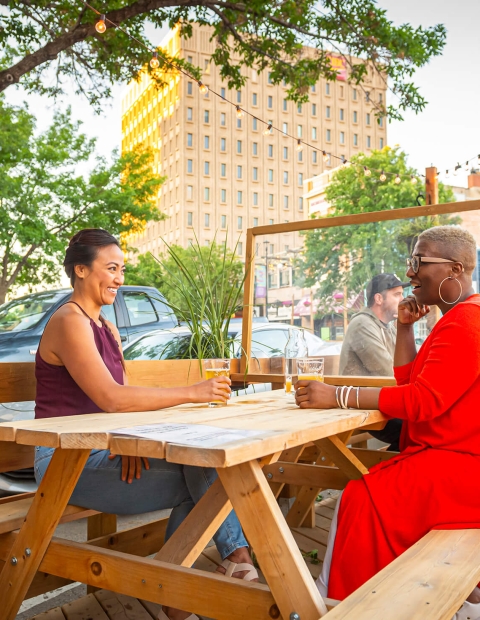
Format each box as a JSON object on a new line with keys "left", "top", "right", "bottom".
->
{"left": 0, "top": 447, "right": 90, "bottom": 620}
{"left": 218, "top": 459, "right": 328, "bottom": 620}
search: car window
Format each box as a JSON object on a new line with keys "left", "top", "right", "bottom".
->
{"left": 150, "top": 295, "right": 176, "bottom": 323}
{"left": 0, "top": 291, "right": 66, "bottom": 332}
{"left": 123, "top": 292, "right": 158, "bottom": 326}
{"left": 251, "top": 329, "right": 289, "bottom": 357}
{"left": 101, "top": 304, "right": 117, "bottom": 326}
{"left": 124, "top": 332, "right": 190, "bottom": 360}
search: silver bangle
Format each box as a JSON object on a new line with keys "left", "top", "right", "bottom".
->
{"left": 335, "top": 386, "right": 341, "bottom": 408}
{"left": 356, "top": 387, "right": 360, "bottom": 409}
{"left": 344, "top": 385, "right": 354, "bottom": 409}
{"left": 339, "top": 385, "right": 346, "bottom": 409}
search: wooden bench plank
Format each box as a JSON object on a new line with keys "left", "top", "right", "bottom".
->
{"left": 32, "top": 609, "right": 66, "bottom": 619}
{"left": 325, "top": 529, "right": 480, "bottom": 620}
{"left": 95, "top": 589, "right": 154, "bottom": 619}
{"left": 62, "top": 593, "right": 109, "bottom": 619}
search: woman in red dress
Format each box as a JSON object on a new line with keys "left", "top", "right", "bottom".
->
{"left": 295, "top": 225, "right": 480, "bottom": 619}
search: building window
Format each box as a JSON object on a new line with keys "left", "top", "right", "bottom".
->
{"left": 268, "top": 72, "right": 273, "bottom": 84}
{"left": 187, "top": 159, "right": 193, "bottom": 173}
{"left": 340, "top": 85, "right": 344, "bottom": 98}
{"left": 220, "top": 163, "right": 226, "bottom": 177}
{"left": 220, "top": 138, "right": 226, "bottom": 151}
{"left": 204, "top": 187, "right": 210, "bottom": 201}
{"left": 312, "top": 103, "right": 317, "bottom": 116}
{"left": 312, "top": 127, "right": 317, "bottom": 140}
{"left": 298, "top": 197, "right": 304, "bottom": 211}
{"left": 253, "top": 217, "right": 259, "bottom": 226}
{"left": 298, "top": 173, "right": 303, "bottom": 186}
{"left": 252, "top": 93, "right": 258, "bottom": 106}
{"left": 252, "top": 118, "right": 258, "bottom": 131}
{"left": 326, "top": 106, "right": 331, "bottom": 119}
{"left": 379, "top": 93, "right": 383, "bottom": 103}
{"left": 187, "top": 212, "right": 193, "bottom": 226}
{"left": 283, "top": 147, "right": 288, "bottom": 160}
{"left": 220, "top": 112, "right": 226, "bottom": 126}
{"left": 312, "top": 151, "right": 317, "bottom": 163}
{"left": 252, "top": 142, "right": 258, "bottom": 156}
{"left": 353, "top": 134, "right": 358, "bottom": 146}
{"left": 283, "top": 195, "right": 289, "bottom": 209}
{"left": 283, "top": 99, "right": 287, "bottom": 112}
{"left": 268, "top": 194, "right": 274, "bottom": 207}
{"left": 237, "top": 91, "right": 241, "bottom": 103}
{"left": 340, "top": 131, "right": 345, "bottom": 144}
{"left": 220, "top": 87, "right": 226, "bottom": 99}
{"left": 297, "top": 125, "right": 303, "bottom": 138}
{"left": 311, "top": 84, "right": 316, "bottom": 93}
{"left": 282, "top": 122, "right": 288, "bottom": 134}
{"left": 237, "top": 140, "right": 242, "bottom": 154}
{"left": 353, "top": 88, "right": 358, "bottom": 100}
{"left": 269, "top": 219, "right": 274, "bottom": 225}
{"left": 253, "top": 193, "right": 258, "bottom": 206}
{"left": 205, "top": 213, "right": 210, "bottom": 227}
{"left": 283, "top": 171, "right": 289, "bottom": 184}
{"left": 204, "top": 161, "right": 210, "bottom": 175}
{"left": 187, "top": 107, "right": 193, "bottom": 121}
{"left": 237, "top": 216, "right": 243, "bottom": 229}
{"left": 326, "top": 82, "right": 330, "bottom": 95}
{"left": 204, "top": 110, "right": 210, "bottom": 123}
{"left": 366, "top": 135, "right": 371, "bottom": 148}
{"left": 204, "top": 136, "right": 210, "bottom": 149}
{"left": 378, "top": 116, "right": 384, "bottom": 128}
{"left": 187, "top": 81, "right": 193, "bottom": 95}
{"left": 353, "top": 111, "right": 358, "bottom": 123}
{"left": 268, "top": 95, "right": 273, "bottom": 108}
{"left": 187, "top": 133, "right": 193, "bottom": 147}
{"left": 204, "top": 58, "right": 210, "bottom": 73}
{"left": 366, "top": 113, "right": 371, "bottom": 125}
{"left": 297, "top": 103, "right": 303, "bottom": 114}
{"left": 326, "top": 129, "right": 331, "bottom": 142}
{"left": 268, "top": 169, "right": 274, "bottom": 182}
{"left": 187, "top": 185, "right": 193, "bottom": 199}
{"left": 221, "top": 215, "right": 227, "bottom": 228}
{"left": 237, "top": 190, "right": 243, "bottom": 204}
{"left": 298, "top": 150, "right": 303, "bottom": 162}
{"left": 237, "top": 165, "right": 242, "bottom": 179}
{"left": 253, "top": 167, "right": 258, "bottom": 181}
{"left": 237, "top": 242, "right": 243, "bottom": 256}
{"left": 237, "top": 118, "right": 242, "bottom": 129}
{"left": 268, "top": 144, "right": 273, "bottom": 157}
{"left": 379, "top": 137, "right": 384, "bottom": 149}
{"left": 339, "top": 108, "right": 345, "bottom": 121}
{"left": 221, "top": 189, "right": 227, "bottom": 202}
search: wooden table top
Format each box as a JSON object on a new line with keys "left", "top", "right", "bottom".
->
{"left": 0, "top": 391, "right": 386, "bottom": 467}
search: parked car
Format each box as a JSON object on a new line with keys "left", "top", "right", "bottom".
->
{"left": 0, "top": 286, "right": 177, "bottom": 361}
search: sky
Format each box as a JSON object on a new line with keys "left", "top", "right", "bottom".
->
{"left": 4, "top": 0, "right": 480, "bottom": 187}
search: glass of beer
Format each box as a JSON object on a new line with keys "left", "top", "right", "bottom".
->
{"left": 296, "top": 357, "right": 324, "bottom": 383}
{"left": 203, "top": 358, "right": 231, "bottom": 407}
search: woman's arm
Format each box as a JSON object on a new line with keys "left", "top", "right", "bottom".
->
{"left": 44, "top": 312, "right": 230, "bottom": 412}
{"left": 394, "top": 295, "right": 429, "bottom": 367}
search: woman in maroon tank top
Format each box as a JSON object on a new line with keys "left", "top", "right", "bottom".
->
{"left": 35, "top": 229, "right": 257, "bottom": 620}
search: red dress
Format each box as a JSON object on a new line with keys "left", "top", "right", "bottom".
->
{"left": 328, "top": 294, "right": 480, "bottom": 600}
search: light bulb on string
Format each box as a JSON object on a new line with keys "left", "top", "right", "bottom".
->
{"left": 477, "top": 154, "right": 480, "bottom": 166}
{"left": 394, "top": 174, "right": 401, "bottom": 185}
{"left": 296, "top": 139, "right": 303, "bottom": 152}
{"left": 322, "top": 150, "right": 329, "bottom": 162}
{"left": 445, "top": 170, "right": 450, "bottom": 179}
{"left": 263, "top": 123, "right": 273, "bottom": 135}
{"left": 363, "top": 166, "right": 371, "bottom": 177}
{"left": 150, "top": 51, "right": 159, "bottom": 69}
{"left": 453, "top": 163, "right": 461, "bottom": 176}
{"left": 379, "top": 170, "right": 387, "bottom": 182}
{"left": 410, "top": 174, "right": 418, "bottom": 184}
{"left": 236, "top": 106, "right": 244, "bottom": 119}
{"left": 198, "top": 81, "right": 208, "bottom": 95}
{"left": 95, "top": 14, "right": 107, "bottom": 33}
{"left": 464, "top": 160, "right": 470, "bottom": 172}
{"left": 341, "top": 156, "right": 348, "bottom": 167}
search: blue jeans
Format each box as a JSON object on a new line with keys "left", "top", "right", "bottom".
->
{"left": 34, "top": 446, "right": 247, "bottom": 560}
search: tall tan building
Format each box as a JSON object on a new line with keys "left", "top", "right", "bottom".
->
{"left": 121, "top": 23, "right": 388, "bottom": 264}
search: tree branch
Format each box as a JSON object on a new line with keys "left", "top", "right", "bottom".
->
{"left": 6, "top": 243, "right": 39, "bottom": 289}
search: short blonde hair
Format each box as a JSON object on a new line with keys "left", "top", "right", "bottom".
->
{"left": 418, "top": 225, "right": 477, "bottom": 274}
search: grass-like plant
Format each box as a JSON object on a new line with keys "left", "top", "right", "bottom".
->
{"left": 151, "top": 232, "right": 251, "bottom": 369}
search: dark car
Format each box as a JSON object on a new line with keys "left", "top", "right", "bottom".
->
{"left": 0, "top": 286, "right": 177, "bottom": 361}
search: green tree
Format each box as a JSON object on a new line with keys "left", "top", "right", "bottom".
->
{"left": 0, "top": 1, "right": 446, "bottom": 119}
{"left": 0, "top": 98, "right": 165, "bottom": 303}
{"left": 301, "top": 147, "right": 458, "bottom": 308}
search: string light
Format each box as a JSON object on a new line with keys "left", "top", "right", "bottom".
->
{"left": 394, "top": 174, "right": 401, "bottom": 184}
{"left": 149, "top": 51, "right": 159, "bottom": 69}
{"left": 322, "top": 151, "right": 329, "bottom": 162}
{"left": 263, "top": 123, "right": 273, "bottom": 135}
{"left": 464, "top": 160, "right": 470, "bottom": 172}
{"left": 445, "top": 170, "right": 450, "bottom": 179}
{"left": 95, "top": 14, "right": 106, "bottom": 33}
{"left": 341, "top": 156, "right": 348, "bottom": 167}
{"left": 236, "top": 106, "right": 244, "bottom": 119}
{"left": 198, "top": 81, "right": 208, "bottom": 95}
{"left": 410, "top": 174, "right": 418, "bottom": 183}
{"left": 379, "top": 170, "right": 387, "bottom": 182}
{"left": 363, "top": 166, "right": 371, "bottom": 177}
{"left": 296, "top": 139, "right": 303, "bottom": 152}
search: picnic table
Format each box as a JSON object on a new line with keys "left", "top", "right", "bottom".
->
{"left": 0, "top": 390, "right": 387, "bottom": 620}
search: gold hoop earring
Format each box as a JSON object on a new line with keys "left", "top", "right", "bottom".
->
{"left": 438, "top": 276, "right": 462, "bottom": 305}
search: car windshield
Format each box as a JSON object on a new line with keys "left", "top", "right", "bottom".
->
{"left": 0, "top": 291, "right": 66, "bottom": 333}
{"left": 124, "top": 331, "right": 192, "bottom": 360}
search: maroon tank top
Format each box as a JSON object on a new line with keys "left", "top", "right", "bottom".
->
{"left": 35, "top": 302, "right": 124, "bottom": 419}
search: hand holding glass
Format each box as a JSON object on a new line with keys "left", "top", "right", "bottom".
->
{"left": 203, "top": 359, "right": 231, "bottom": 407}
{"left": 296, "top": 358, "right": 324, "bottom": 383}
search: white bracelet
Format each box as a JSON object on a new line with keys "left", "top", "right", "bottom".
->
{"left": 339, "top": 386, "right": 346, "bottom": 409}
{"left": 356, "top": 387, "right": 360, "bottom": 409}
{"left": 335, "top": 387, "right": 341, "bottom": 408}
{"left": 344, "top": 386, "right": 354, "bottom": 409}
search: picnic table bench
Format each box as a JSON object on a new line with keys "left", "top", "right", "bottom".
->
{"left": 0, "top": 361, "right": 479, "bottom": 620}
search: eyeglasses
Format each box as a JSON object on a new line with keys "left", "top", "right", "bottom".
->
{"left": 406, "top": 255, "right": 460, "bottom": 274}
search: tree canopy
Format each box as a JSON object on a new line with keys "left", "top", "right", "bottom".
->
{"left": 0, "top": 1, "right": 446, "bottom": 119}
{"left": 0, "top": 97, "right": 164, "bottom": 303}
{"left": 300, "top": 147, "right": 459, "bottom": 311}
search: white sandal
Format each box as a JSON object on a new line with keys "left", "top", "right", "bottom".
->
{"left": 220, "top": 558, "right": 259, "bottom": 581}
{"left": 158, "top": 609, "right": 199, "bottom": 620}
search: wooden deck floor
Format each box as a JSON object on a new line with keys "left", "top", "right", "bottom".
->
{"left": 30, "top": 495, "right": 338, "bottom": 619}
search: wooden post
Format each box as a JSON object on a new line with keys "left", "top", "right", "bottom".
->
{"left": 343, "top": 285, "right": 349, "bottom": 336}
{"left": 425, "top": 166, "right": 439, "bottom": 206}
{"left": 241, "top": 229, "right": 256, "bottom": 373}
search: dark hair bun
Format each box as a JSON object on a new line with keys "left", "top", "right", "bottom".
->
{"left": 63, "top": 229, "right": 120, "bottom": 286}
